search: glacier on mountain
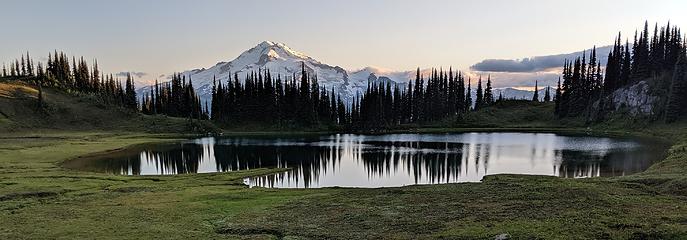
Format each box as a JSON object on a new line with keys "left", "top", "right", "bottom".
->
{"left": 137, "top": 41, "right": 546, "bottom": 105}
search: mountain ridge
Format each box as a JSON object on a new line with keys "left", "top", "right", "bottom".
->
{"left": 137, "top": 41, "right": 548, "bottom": 104}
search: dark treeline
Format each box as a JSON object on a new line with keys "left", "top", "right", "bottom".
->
{"left": 555, "top": 21, "right": 687, "bottom": 122}
{"left": 555, "top": 47, "right": 604, "bottom": 118}
{"left": 140, "top": 74, "right": 209, "bottom": 120}
{"left": 351, "top": 69, "right": 554, "bottom": 129}
{"left": 353, "top": 68, "right": 476, "bottom": 128}
{"left": 209, "top": 64, "right": 533, "bottom": 129}
{"left": 210, "top": 63, "right": 345, "bottom": 127}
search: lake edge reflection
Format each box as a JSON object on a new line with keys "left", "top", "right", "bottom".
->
{"left": 67, "top": 132, "right": 667, "bottom": 188}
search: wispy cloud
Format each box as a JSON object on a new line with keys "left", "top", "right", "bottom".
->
{"left": 470, "top": 46, "right": 613, "bottom": 73}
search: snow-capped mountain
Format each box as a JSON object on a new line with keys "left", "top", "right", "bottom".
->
{"left": 139, "top": 41, "right": 409, "bottom": 104}
{"left": 137, "top": 41, "right": 550, "bottom": 105}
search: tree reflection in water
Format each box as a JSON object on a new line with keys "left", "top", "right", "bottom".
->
{"left": 83, "top": 133, "right": 665, "bottom": 188}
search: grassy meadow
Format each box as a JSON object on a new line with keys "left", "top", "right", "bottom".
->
{"left": 1, "top": 79, "right": 686, "bottom": 239}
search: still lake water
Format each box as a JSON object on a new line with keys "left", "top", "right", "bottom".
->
{"left": 70, "top": 133, "right": 666, "bottom": 188}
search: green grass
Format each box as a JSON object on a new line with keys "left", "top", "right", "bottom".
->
{"left": 461, "top": 100, "right": 562, "bottom": 128}
{"left": 1, "top": 129, "right": 686, "bottom": 239}
{"left": 0, "top": 132, "right": 300, "bottom": 239}
{"left": 210, "top": 123, "right": 687, "bottom": 239}
{"left": 2, "top": 79, "right": 687, "bottom": 239}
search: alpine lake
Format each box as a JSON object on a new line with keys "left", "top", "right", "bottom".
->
{"left": 65, "top": 132, "right": 668, "bottom": 188}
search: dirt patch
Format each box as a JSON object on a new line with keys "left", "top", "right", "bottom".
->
{"left": 105, "top": 186, "right": 153, "bottom": 193}
{"left": 216, "top": 225, "right": 285, "bottom": 239}
{"left": 0, "top": 191, "right": 59, "bottom": 201}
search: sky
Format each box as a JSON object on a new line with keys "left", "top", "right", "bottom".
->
{"left": 1, "top": 0, "right": 686, "bottom": 87}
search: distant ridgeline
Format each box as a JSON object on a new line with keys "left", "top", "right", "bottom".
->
{"left": 554, "top": 21, "right": 687, "bottom": 123}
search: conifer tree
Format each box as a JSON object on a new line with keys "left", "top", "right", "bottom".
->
{"left": 474, "top": 77, "right": 483, "bottom": 111}
{"left": 15, "top": 60, "right": 20, "bottom": 77}
{"left": 544, "top": 86, "right": 551, "bottom": 102}
{"left": 26, "top": 52, "right": 34, "bottom": 76}
{"left": 632, "top": 21, "right": 651, "bottom": 79}
{"left": 554, "top": 77, "right": 562, "bottom": 115}
{"left": 10, "top": 62, "right": 16, "bottom": 77}
{"left": 532, "top": 81, "right": 539, "bottom": 102}
{"left": 124, "top": 73, "right": 138, "bottom": 110}
{"left": 36, "top": 62, "right": 44, "bottom": 79}
{"left": 92, "top": 60, "right": 100, "bottom": 92}
{"left": 665, "top": 53, "right": 687, "bottom": 122}
{"left": 465, "top": 78, "right": 472, "bottom": 112}
{"left": 457, "top": 71, "right": 465, "bottom": 113}
{"left": 210, "top": 76, "right": 218, "bottom": 120}
{"left": 484, "top": 75, "right": 494, "bottom": 106}
{"left": 20, "top": 56, "right": 26, "bottom": 76}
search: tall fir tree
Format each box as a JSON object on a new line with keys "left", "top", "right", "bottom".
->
{"left": 474, "top": 76, "right": 483, "bottom": 111}
{"left": 665, "top": 52, "right": 687, "bottom": 122}
{"left": 484, "top": 75, "right": 494, "bottom": 106}
{"left": 532, "top": 81, "right": 539, "bottom": 102}
{"left": 543, "top": 86, "right": 551, "bottom": 102}
{"left": 124, "top": 73, "right": 138, "bottom": 110}
{"left": 465, "top": 78, "right": 472, "bottom": 112}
